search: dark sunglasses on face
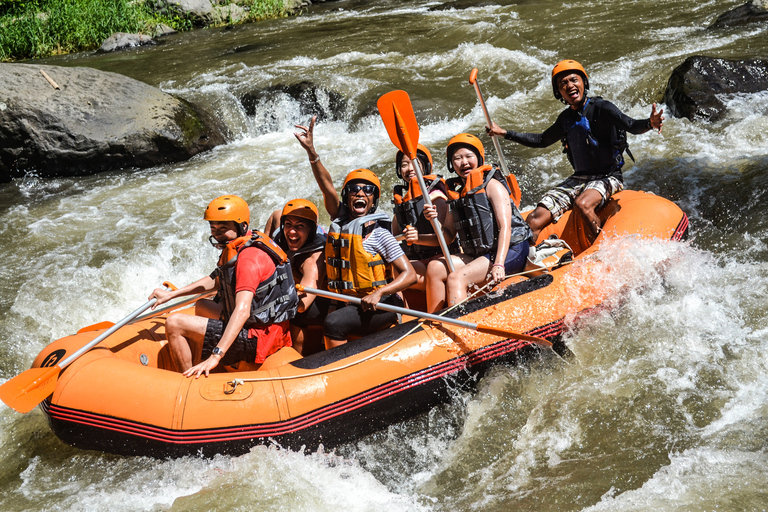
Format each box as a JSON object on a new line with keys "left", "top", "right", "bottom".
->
{"left": 345, "top": 183, "right": 376, "bottom": 196}
{"left": 209, "top": 235, "right": 226, "bottom": 249}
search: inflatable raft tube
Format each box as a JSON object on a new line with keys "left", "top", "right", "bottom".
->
{"left": 30, "top": 191, "right": 688, "bottom": 457}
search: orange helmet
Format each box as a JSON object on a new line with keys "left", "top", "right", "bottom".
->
{"left": 341, "top": 168, "right": 381, "bottom": 213}
{"left": 280, "top": 198, "right": 319, "bottom": 227}
{"left": 446, "top": 133, "right": 485, "bottom": 172}
{"left": 395, "top": 144, "right": 433, "bottom": 179}
{"left": 204, "top": 195, "right": 250, "bottom": 231}
{"left": 551, "top": 59, "right": 589, "bottom": 101}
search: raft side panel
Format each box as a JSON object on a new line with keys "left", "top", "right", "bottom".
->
{"left": 42, "top": 336, "right": 547, "bottom": 457}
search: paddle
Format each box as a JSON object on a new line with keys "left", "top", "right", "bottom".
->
{"left": 296, "top": 284, "right": 552, "bottom": 347}
{"left": 0, "top": 294, "right": 162, "bottom": 413}
{"left": 377, "top": 90, "right": 456, "bottom": 273}
{"left": 469, "top": 68, "right": 522, "bottom": 207}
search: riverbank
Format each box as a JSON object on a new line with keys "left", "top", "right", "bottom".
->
{"left": 0, "top": 0, "right": 291, "bottom": 62}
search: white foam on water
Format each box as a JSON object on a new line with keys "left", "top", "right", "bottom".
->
{"left": 584, "top": 448, "right": 768, "bottom": 511}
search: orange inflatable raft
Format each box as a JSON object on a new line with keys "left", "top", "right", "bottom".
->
{"left": 31, "top": 190, "right": 688, "bottom": 457}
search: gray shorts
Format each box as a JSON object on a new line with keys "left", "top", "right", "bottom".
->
{"left": 539, "top": 174, "right": 624, "bottom": 220}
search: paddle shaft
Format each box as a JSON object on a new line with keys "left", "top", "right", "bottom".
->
{"left": 469, "top": 68, "right": 510, "bottom": 176}
{"left": 381, "top": 92, "right": 456, "bottom": 272}
{"left": 299, "top": 285, "right": 550, "bottom": 346}
{"left": 410, "top": 156, "right": 456, "bottom": 273}
{"left": 131, "top": 291, "right": 216, "bottom": 324}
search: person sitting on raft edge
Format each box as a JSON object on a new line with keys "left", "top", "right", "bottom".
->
{"left": 294, "top": 115, "right": 417, "bottom": 349}
{"left": 263, "top": 198, "right": 328, "bottom": 356}
{"left": 486, "top": 59, "right": 665, "bottom": 245}
{"left": 423, "top": 134, "right": 532, "bottom": 313}
{"left": 391, "top": 143, "right": 457, "bottom": 307}
{"left": 148, "top": 195, "right": 299, "bottom": 378}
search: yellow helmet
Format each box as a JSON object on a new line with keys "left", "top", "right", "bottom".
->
{"left": 395, "top": 143, "right": 433, "bottom": 179}
{"left": 204, "top": 195, "right": 250, "bottom": 234}
{"left": 551, "top": 59, "right": 589, "bottom": 101}
{"left": 341, "top": 168, "right": 381, "bottom": 213}
{"left": 446, "top": 133, "right": 485, "bottom": 172}
{"left": 281, "top": 198, "right": 319, "bottom": 227}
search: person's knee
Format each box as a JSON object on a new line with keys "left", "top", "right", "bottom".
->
{"left": 574, "top": 191, "right": 602, "bottom": 215}
{"left": 526, "top": 206, "right": 552, "bottom": 231}
{"left": 323, "top": 314, "right": 346, "bottom": 342}
{"left": 166, "top": 313, "right": 185, "bottom": 335}
{"left": 446, "top": 271, "right": 464, "bottom": 291}
{"left": 426, "top": 259, "right": 447, "bottom": 280}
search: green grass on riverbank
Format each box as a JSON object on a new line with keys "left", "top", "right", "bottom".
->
{"left": 0, "top": 0, "right": 288, "bottom": 62}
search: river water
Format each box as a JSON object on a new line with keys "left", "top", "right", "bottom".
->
{"left": 2, "top": 0, "right": 768, "bottom": 510}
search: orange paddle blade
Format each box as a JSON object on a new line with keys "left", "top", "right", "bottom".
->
{"left": 377, "top": 90, "right": 420, "bottom": 158}
{"left": 0, "top": 365, "right": 62, "bottom": 413}
{"left": 77, "top": 321, "right": 115, "bottom": 334}
{"left": 469, "top": 67, "right": 479, "bottom": 84}
{"left": 475, "top": 324, "right": 552, "bottom": 347}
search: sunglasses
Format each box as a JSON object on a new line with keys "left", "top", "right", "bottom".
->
{"left": 345, "top": 183, "right": 376, "bottom": 196}
{"left": 209, "top": 235, "right": 227, "bottom": 249}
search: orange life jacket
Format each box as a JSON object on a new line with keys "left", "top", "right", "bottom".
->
{"left": 325, "top": 212, "right": 392, "bottom": 297}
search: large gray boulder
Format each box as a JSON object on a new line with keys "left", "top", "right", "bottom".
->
{"left": 662, "top": 56, "right": 768, "bottom": 122}
{"left": 709, "top": 0, "right": 768, "bottom": 29}
{"left": 0, "top": 64, "right": 227, "bottom": 183}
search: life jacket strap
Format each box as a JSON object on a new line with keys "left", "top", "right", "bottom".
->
{"left": 327, "top": 257, "right": 351, "bottom": 269}
{"left": 368, "top": 260, "right": 386, "bottom": 267}
{"left": 330, "top": 237, "right": 350, "bottom": 248}
{"left": 328, "top": 280, "right": 354, "bottom": 290}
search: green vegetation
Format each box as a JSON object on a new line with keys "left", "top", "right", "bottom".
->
{"left": 0, "top": 0, "right": 288, "bottom": 62}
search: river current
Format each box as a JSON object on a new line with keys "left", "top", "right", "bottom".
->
{"left": 2, "top": 0, "right": 768, "bottom": 510}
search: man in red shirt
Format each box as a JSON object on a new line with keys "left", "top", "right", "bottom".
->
{"left": 148, "top": 195, "right": 298, "bottom": 378}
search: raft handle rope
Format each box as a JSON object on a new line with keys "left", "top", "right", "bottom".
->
{"left": 223, "top": 253, "right": 574, "bottom": 393}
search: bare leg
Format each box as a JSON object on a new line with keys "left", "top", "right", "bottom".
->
{"left": 445, "top": 256, "right": 492, "bottom": 307}
{"left": 194, "top": 298, "right": 222, "bottom": 319}
{"left": 573, "top": 189, "right": 604, "bottom": 244}
{"left": 324, "top": 336, "right": 346, "bottom": 349}
{"left": 525, "top": 205, "right": 554, "bottom": 245}
{"left": 291, "top": 324, "right": 305, "bottom": 356}
{"left": 165, "top": 313, "right": 208, "bottom": 372}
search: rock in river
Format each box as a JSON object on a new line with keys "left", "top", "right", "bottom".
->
{"left": 0, "top": 64, "right": 226, "bottom": 183}
{"left": 662, "top": 56, "right": 768, "bottom": 122}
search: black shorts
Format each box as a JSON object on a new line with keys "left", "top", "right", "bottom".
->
{"left": 290, "top": 296, "right": 337, "bottom": 328}
{"left": 202, "top": 318, "right": 257, "bottom": 366}
{"left": 323, "top": 294, "right": 403, "bottom": 342}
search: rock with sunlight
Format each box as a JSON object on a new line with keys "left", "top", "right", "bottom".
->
{"left": 0, "top": 64, "right": 227, "bottom": 183}
{"left": 98, "top": 33, "right": 156, "bottom": 53}
{"left": 662, "top": 56, "right": 768, "bottom": 122}
{"left": 709, "top": 0, "right": 768, "bottom": 29}
{"left": 147, "top": 0, "right": 215, "bottom": 26}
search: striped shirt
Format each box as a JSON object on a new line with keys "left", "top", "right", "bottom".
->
{"left": 362, "top": 227, "right": 405, "bottom": 263}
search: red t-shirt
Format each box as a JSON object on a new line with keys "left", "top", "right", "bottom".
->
{"left": 235, "top": 247, "right": 292, "bottom": 363}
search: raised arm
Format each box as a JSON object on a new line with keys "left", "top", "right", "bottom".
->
{"left": 294, "top": 116, "right": 341, "bottom": 219}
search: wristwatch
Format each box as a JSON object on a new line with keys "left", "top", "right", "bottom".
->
{"left": 212, "top": 347, "right": 224, "bottom": 357}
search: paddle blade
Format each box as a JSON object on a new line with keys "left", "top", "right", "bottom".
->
{"left": 377, "top": 90, "right": 420, "bottom": 158}
{"left": 469, "top": 68, "right": 479, "bottom": 84}
{"left": 475, "top": 324, "right": 553, "bottom": 347}
{"left": 0, "top": 365, "right": 62, "bottom": 413}
{"left": 77, "top": 321, "right": 115, "bottom": 334}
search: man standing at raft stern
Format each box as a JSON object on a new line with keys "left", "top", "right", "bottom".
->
{"left": 148, "top": 196, "right": 298, "bottom": 378}
{"left": 487, "top": 59, "right": 665, "bottom": 244}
